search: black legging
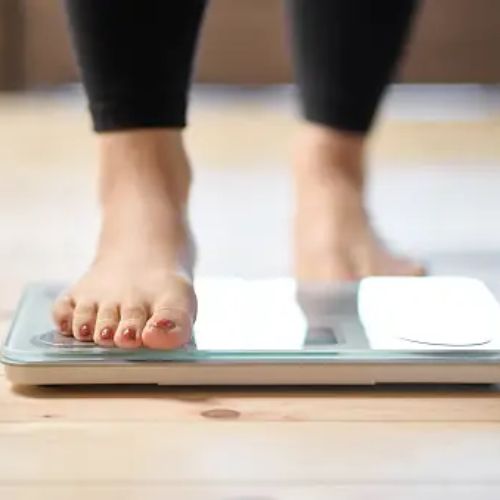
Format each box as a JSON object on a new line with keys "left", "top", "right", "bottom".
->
{"left": 64, "top": 0, "right": 418, "bottom": 133}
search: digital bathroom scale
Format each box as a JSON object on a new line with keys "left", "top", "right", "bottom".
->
{"left": 3, "top": 277, "right": 500, "bottom": 386}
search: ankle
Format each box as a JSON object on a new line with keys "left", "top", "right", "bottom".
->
{"left": 294, "top": 123, "right": 366, "bottom": 189}
{"left": 97, "top": 128, "right": 192, "bottom": 207}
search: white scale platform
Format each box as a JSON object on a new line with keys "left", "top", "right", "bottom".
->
{"left": 3, "top": 277, "right": 500, "bottom": 385}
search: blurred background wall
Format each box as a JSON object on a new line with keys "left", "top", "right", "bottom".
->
{"left": 1, "top": 0, "right": 500, "bottom": 90}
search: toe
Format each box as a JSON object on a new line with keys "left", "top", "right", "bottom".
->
{"left": 410, "top": 261, "right": 427, "bottom": 277}
{"left": 94, "top": 302, "right": 120, "bottom": 347}
{"left": 142, "top": 305, "right": 193, "bottom": 350}
{"left": 113, "top": 303, "right": 147, "bottom": 349}
{"left": 141, "top": 286, "right": 196, "bottom": 350}
{"left": 72, "top": 300, "right": 98, "bottom": 342}
{"left": 52, "top": 293, "right": 75, "bottom": 336}
{"left": 390, "top": 256, "right": 427, "bottom": 277}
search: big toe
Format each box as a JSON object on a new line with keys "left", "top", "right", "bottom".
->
{"left": 141, "top": 287, "right": 195, "bottom": 350}
{"left": 142, "top": 306, "right": 193, "bottom": 350}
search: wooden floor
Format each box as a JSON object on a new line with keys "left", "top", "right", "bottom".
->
{"left": 2, "top": 85, "right": 500, "bottom": 499}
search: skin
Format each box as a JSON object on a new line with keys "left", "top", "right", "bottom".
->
{"left": 52, "top": 124, "right": 423, "bottom": 349}
{"left": 293, "top": 124, "right": 424, "bottom": 281}
{"left": 52, "top": 129, "right": 196, "bottom": 349}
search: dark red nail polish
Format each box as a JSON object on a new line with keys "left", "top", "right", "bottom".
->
{"left": 155, "top": 319, "right": 176, "bottom": 330}
{"left": 100, "top": 327, "right": 113, "bottom": 340}
{"left": 79, "top": 324, "right": 91, "bottom": 337}
{"left": 59, "top": 320, "right": 68, "bottom": 333}
{"left": 123, "top": 327, "right": 137, "bottom": 341}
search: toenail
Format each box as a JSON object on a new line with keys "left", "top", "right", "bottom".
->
{"left": 59, "top": 320, "right": 69, "bottom": 333}
{"left": 154, "top": 319, "right": 176, "bottom": 330}
{"left": 100, "top": 327, "right": 113, "bottom": 340}
{"left": 79, "top": 324, "right": 91, "bottom": 337}
{"left": 123, "top": 327, "right": 137, "bottom": 341}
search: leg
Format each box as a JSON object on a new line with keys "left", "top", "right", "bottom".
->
{"left": 52, "top": 0, "right": 207, "bottom": 349}
{"left": 287, "top": 0, "right": 423, "bottom": 281}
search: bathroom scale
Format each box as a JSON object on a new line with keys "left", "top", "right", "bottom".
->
{"left": 3, "top": 276, "right": 500, "bottom": 386}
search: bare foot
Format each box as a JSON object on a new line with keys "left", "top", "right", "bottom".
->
{"left": 293, "top": 124, "right": 424, "bottom": 282}
{"left": 52, "top": 130, "right": 197, "bottom": 349}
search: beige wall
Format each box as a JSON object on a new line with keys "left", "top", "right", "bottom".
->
{"left": 2, "top": 0, "right": 500, "bottom": 89}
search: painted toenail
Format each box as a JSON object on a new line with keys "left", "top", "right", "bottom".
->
{"left": 154, "top": 319, "right": 176, "bottom": 330}
{"left": 59, "top": 320, "right": 69, "bottom": 333}
{"left": 123, "top": 327, "right": 137, "bottom": 341}
{"left": 100, "top": 327, "right": 113, "bottom": 340}
{"left": 79, "top": 324, "right": 91, "bottom": 337}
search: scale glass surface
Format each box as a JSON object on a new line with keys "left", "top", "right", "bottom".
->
{"left": 3, "top": 276, "right": 500, "bottom": 385}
